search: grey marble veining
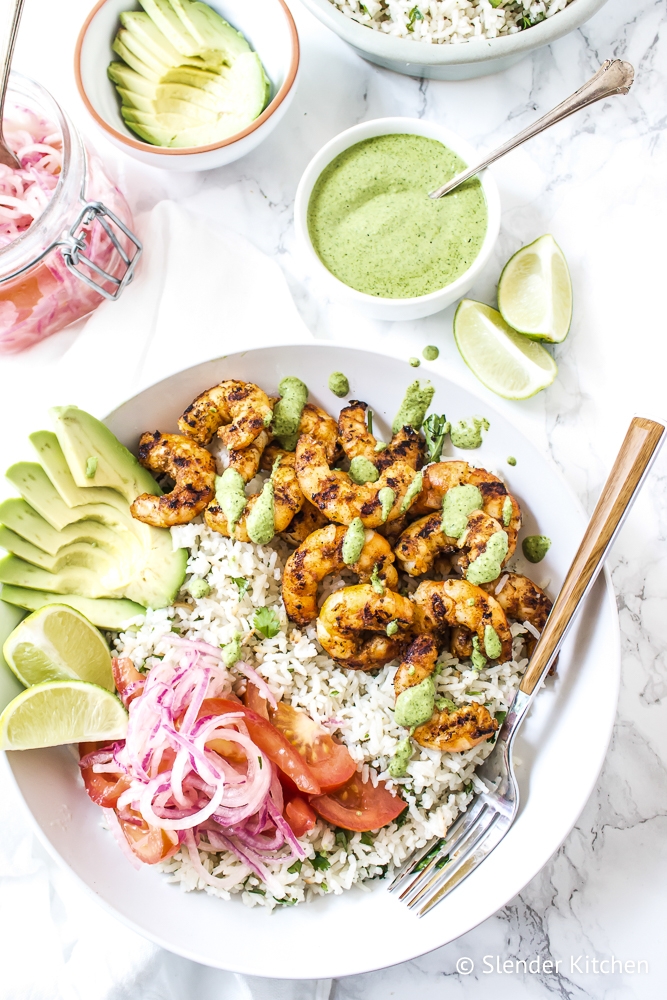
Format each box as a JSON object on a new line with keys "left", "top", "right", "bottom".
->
{"left": 1, "top": 0, "right": 666, "bottom": 996}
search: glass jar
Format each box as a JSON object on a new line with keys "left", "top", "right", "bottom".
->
{"left": 0, "top": 73, "right": 141, "bottom": 353}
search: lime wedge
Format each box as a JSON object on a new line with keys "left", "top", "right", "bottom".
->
{"left": 454, "top": 300, "right": 558, "bottom": 399}
{"left": 497, "top": 234, "right": 572, "bottom": 343}
{"left": 0, "top": 680, "right": 127, "bottom": 750}
{"left": 3, "top": 605, "right": 113, "bottom": 690}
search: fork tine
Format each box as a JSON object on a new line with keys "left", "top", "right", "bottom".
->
{"left": 389, "top": 795, "right": 486, "bottom": 896}
{"left": 417, "top": 813, "right": 509, "bottom": 917}
{"left": 406, "top": 805, "right": 498, "bottom": 910}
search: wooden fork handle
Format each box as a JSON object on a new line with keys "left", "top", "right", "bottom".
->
{"left": 519, "top": 417, "right": 665, "bottom": 696}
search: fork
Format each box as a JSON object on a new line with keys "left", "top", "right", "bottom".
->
{"left": 389, "top": 416, "right": 665, "bottom": 917}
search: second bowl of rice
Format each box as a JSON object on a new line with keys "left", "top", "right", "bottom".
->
{"left": 297, "top": 0, "right": 610, "bottom": 80}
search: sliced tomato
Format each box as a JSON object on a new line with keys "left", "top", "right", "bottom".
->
{"left": 284, "top": 796, "right": 317, "bottom": 838}
{"left": 199, "top": 698, "right": 320, "bottom": 795}
{"left": 116, "top": 807, "right": 179, "bottom": 864}
{"left": 310, "top": 773, "right": 406, "bottom": 832}
{"left": 271, "top": 703, "right": 356, "bottom": 794}
{"left": 243, "top": 681, "right": 270, "bottom": 720}
{"left": 79, "top": 742, "right": 130, "bottom": 808}
{"left": 112, "top": 657, "right": 145, "bottom": 707}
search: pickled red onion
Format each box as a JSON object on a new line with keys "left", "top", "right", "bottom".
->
{"left": 82, "top": 638, "right": 304, "bottom": 894}
{"left": 0, "top": 106, "right": 62, "bottom": 247}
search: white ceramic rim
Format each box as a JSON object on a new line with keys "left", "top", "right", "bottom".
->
{"left": 297, "top": 0, "right": 610, "bottom": 66}
{"left": 294, "top": 117, "right": 501, "bottom": 307}
{"left": 2, "top": 341, "right": 621, "bottom": 978}
{"left": 73, "top": 0, "right": 300, "bottom": 156}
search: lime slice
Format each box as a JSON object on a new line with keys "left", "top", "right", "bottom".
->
{"left": 497, "top": 234, "right": 572, "bottom": 343}
{"left": 454, "top": 300, "right": 558, "bottom": 400}
{"left": 0, "top": 680, "right": 127, "bottom": 750}
{"left": 3, "top": 605, "right": 113, "bottom": 690}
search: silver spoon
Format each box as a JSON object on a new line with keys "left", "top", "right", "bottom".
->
{"left": 0, "top": 0, "right": 26, "bottom": 169}
{"left": 430, "top": 59, "right": 634, "bottom": 200}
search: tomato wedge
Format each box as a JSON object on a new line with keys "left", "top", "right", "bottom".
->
{"left": 112, "top": 657, "right": 145, "bottom": 707}
{"left": 199, "top": 698, "right": 320, "bottom": 795}
{"left": 79, "top": 742, "right": 130, "bottom": 808}
{"left": 243, "top": 681, "right": 270, "bottom": 720}
{"left": 284, "top": 796, "right": 317, "bottom": 838}
{"left": 115, "top": 807, "right": 179, "bottom": 864}
{"left": 271, "top": 703, "right": 356, "bottom": 794}
{"left": 310, "top": 773, "right": 406, "bottom": 832}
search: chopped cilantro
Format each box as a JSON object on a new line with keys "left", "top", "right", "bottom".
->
{"left": 407, "top": 5, "right": 424, "bottom": 30}
{"left": 422, "top": 413, "right": 450, "bottom": 462}
{"left": 312, "top": 852, "right": 331, "bottom": 872}
{"left": 287, "top": 859, "right": 302, "bottom": 874}
{"left": 278, "top": 896, "right": 298, "bottom": 906}
{"left": 335, "top": 829, "right": 349, "bottom": 851}
{"left": 232, "top": 576, "right": 249, "bottom": 599}
{"left": 253, "top": 607, "right": 281, "bottom": 638}
{"left": 488, "top": 710, "right": 507, "bottom": 745}
{"left": 463, "top": 780, "right": 474, "bottom": 795}
{"left": 330, "top": 690, "right": 340, "bottom": 697}
{"left": 258, "top": 756, "right": 263, "bottom": 769}
{"left": 414, "top": 838, "right": 445, "bottom": 871}
{"left": 367, "top": 408, "right": 373, "bottom": 435}
{"left": 435, "top": 853, "right": 451, "bottom": 870}
{"left": 320, "top": 882, "right": 329, "bottom": 892}
{"left": 394, "top": 807, "right": 409, "bottom": 828}
{"left": 360, "top": 832, "right": 374, "bottom": 846}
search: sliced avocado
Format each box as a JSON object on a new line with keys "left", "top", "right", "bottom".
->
{"left": 0, "top": 526, "right": 118, "bottom": 575}
{"left": 123, "top": 119, "right": 179, "bottom": 146}
{"left": 117, "top": 88, "right": 154, "bottom": 112}
{"left": 108, "top": 61, "right": 157, "bottom": 98}
{"left": 119, "top": 10, "right": 221, "bottom": 71}
{"left": 5, "top": 463, "right": 126, "bottom": 530}
{"left": 116, "top": 27, "right": 172, "bottom": 77}
{"left": 138, "top": 0, "right": 202, "bottom": 57}
{"left": 1, "top": 586, "right": 144, "bottom": 630}
{"left": 0, "top": 498, "right": 125, "bottom": 556}
{"left": 220, "top": 52, "right": 269, "bottom": 121}
{"left": 122, "top": 107, "right": 194, "bottom": 132}
{"left": 170, "top": 0, "right": 249, "bottom": 58}
{"left": 0, "top": 555, "right": 123, "bottom": 599}
{"left": 112, "top": 37, "right": 162, "bottom": 82}
{"left": 156, "top": 82, "right": 220, "bottom": 111}
{"left": 30, "top": 431, "right": 132, "bottom": 513}
{"left": 161, "top": 65, "right": 228, "bottom": 94}
{"left": 123, "top": 98, "right": 217, "bottom": 126}
{"left": 50, "top": 407, "right": 160, "bottom": 504}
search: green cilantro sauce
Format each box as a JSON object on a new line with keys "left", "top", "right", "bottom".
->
{"left": 349, "top": 456, "right": 379, "bottom": 484}
{"left": 471, "top": 636, "right": 487, "bottom": 671}
{"left": 221, "top": 633, "right": 242, "bottom": 666}
{"left": 216, "top": 468, "right": 247, "bottom": 534}
{"left": 188, "top": 578, "right": 210, "bottom": 599}
{"left": 502, "top": 495, "right": 513, "bottom": 527}
{"left": 394, "top": 676, "right": 435, "bottom": 728}
{"left": 450, "top": 416, "right": 490, "bottom": 449}
{"left": 272, "top": 377, "right": 308, "bottom": 450}
{"left": 442, "top": 484, "right": 483, "bottom": 538}
{"left": 401, "top": 471, "right": 423, "bottom": 513}
{"left": 85, "top": 456, "right": 98, "bottom": 479}
{"left": 484, "top": 625, "right": 502, "bottom": 660}
{"left": 342, "top": 518, "right": 365, "bottom": 565}
{"left": 523, "top": 535, "right": 551, "bottom": 563}
{"left": 392, "top": 380, "right": 435, "bottom": 434}
{"left": 386, "top": 620, "right": 399, "bottom": 637}
{"left": 409, "top": 357, "right": 420, "bottom": 367}
{"left": 307, "top": 135, "right": 487, "bottom": 299}
{"left": 466, "top": 529, "right": 509, "bottom": 585}
{"left": 388, "top": 737, "right": 413, "bottom": 778}
{"left": 507, "top": 456, "right": 517, "bottom": 466}
{"left": 370, "top": 563, "right": 385, "bottom": 594}
{"left": 422, "top": 345, "right": 439, "bottom": 361}
{"left": 328, "top": 371, "right": 350, "bottom": 397}
{"left": 378, "top": 486, "right": 395, "bottom": 522}
{"left": 246, "top": 480, "right": 275, "bottom": 545}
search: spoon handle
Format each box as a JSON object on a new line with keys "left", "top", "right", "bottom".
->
{"left": 429, "top": 59, "right": 635, "bottom": 200}
{"left": 518, "top": 416, "right": 665, "bottom": 698}
{"left": 0, "top": 0, "right": 26, "bottom": 169}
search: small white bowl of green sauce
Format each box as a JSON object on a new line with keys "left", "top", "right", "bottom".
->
{"left": 294, "top": 117, "right": 500, "bottom": 321}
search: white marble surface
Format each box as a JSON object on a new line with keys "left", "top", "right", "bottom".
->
{"left": 1, "top": 0, "right": 666, "bottom": 996}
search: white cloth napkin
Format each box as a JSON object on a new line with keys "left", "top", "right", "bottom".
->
{"left": 0, "top": 202, "right": 333, "bottom": 1000}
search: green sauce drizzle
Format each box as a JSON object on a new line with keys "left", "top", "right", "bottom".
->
{"left": 272, "top": 376, "right": 308, "bottom": 450}
{"left": 349, "top": 456, "right": 379, "bottom": 484}
{"left": 394, "top": 676, "right": 435, "bottom": 728}
{"left": 328, "top": 371, "right": 350, "bottom": 397}
{"left": 471, "top": 635, "right": 487, "bottom": 671}
{"left": 386, "top": 620, "right": 399, "bottom": 637}
{"left": 507, "top": 456, "right": 517, "bottom": 466}
{"left": 422, "top": 345, "right": 439, "bottom": 361}
{"left": 502, "top": 495, "right": 513, "bottom": 527}
{"left": 370, "top": 563, "right": 385, "bottom": 594}
{"left": 400, "top": 470, "right": 423, "bottom": 513}
{"left": 246, "top": 480, "right": 275, "bottom": 545}
{"left": 466, "top": 530, "right": 509, "bottom": 585}
{"left": 188, "top": 578, "right": 210, "bottom": 599}
{"left": 342, "top": 518, "right": 365, "bottom": 565}
{"left": 483, "top": 625, "right": 502, "bottom": 660}
{"left": 378, "top": 486, "right": 395, "bottom": 522}
{"left": 392, "top": 381, "right": 435, "bottom": 434}
{"left": 409, "top": 357, "right": 420, "bottom": 367}
{"left": 221, "top": 632, "right": 242, "bottom": 666}
{"left": 522, "top": 535, "right": 551, "bottom": 563}
{"left": 450, "top": 416, "right": 490, "bottom": 449}
{"left": 216, "top": 468, "right": 247, "bottom": 534}
{"left": 442, "top": 484, "right": 483, "bottom": 538}
{"left": 388, "top": 737, "right": 413, "bottom": 778}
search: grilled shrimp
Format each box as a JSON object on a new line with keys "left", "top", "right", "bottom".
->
{"left": 412, "top": 461, "right": 521, "bottom": 556}
{"left": 317, "top": 583, "right": 414, "bottom": 670}
{"left": 205, "top": 458, "right": 303, "bottom": 541}
{"left": 451, "top": 572, "right": 552, "bottom": 660}
{"left": 296, "top": 434, "right": 421, "bottom": 527}
{"left": 178, "top": 380, "right": 273, "bottom": 450}
{"left": 283, "top": 524, "right": 398, "bottom": 625}
{"left": 227, "top": 428, "right": 272, "bottom": 483}
{"left": 338, "top": 400, "right": 424, "bottom": 472}
{"left": 412, "top": 579, "right": 513, "bottom": 662}
{"left": 280, "top": 500, "right": 329, "bottom": 547}
{"left": 393, "top": 634, "right": 498, "bottom": 752}
{"left": 130, "top": 431, "right": 216, "bottom": 527}
{"left": 395, "top": 509, "right": 506, "bottom": 577}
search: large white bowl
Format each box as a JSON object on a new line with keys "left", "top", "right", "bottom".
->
{"left": 75, "top": 0, "right": 300, "bottom": 171}
{"left": 2, "top": 344, "right": 619, "bottom": 978}
{"left": 294, "top": 118, "right": 501, "bottom": 321}
{"left": 297, "top": 0, "right": 610, "bottom": 80}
